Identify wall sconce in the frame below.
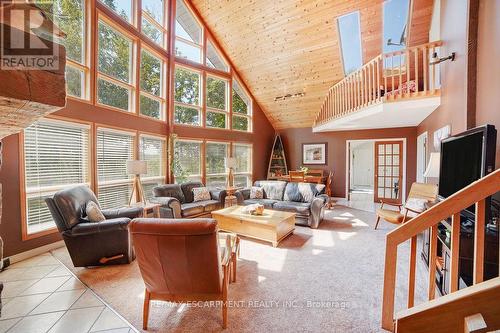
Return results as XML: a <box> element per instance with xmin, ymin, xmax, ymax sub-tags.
<box><xmin>430</xmin><ymin>52</ymin><xmax>455</xmax><ymax>66</ymax></box>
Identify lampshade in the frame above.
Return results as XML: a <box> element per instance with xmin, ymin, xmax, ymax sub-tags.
<box><xmin>225</xmin><ymin>157</ymin><xmax>237</xmax><ymax>169</ymax></box>
<box><xmin>424</xmin><ymin>152</ymin><xmax>440</xmax><ymax>178</ymax></box>
<box><xmin>127</xmin><ymin>160</ymin><xmax>148</xmax><ymax>175</ymax></box>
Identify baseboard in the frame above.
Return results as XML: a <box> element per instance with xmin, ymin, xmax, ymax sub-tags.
<box><xmin>8</xmin><ymin>240</ymin><xmax>65</xmax><ymax>265</ymax></box>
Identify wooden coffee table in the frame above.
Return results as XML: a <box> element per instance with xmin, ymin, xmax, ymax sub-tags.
<box><xmin>212</xmin><ymin>206</ymin><xmax>295</xmax><ymax>247</ymax></box>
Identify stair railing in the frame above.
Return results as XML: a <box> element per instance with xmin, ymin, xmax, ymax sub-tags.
<box><xmin>381</xmin><ymin>169</ymin><xmax>500</xmax><ymax>331</ymax></box>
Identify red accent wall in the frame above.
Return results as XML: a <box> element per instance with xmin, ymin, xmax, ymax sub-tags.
<box><xmin>277</xmin><ymin>127</ymin><xmax>417</xmax><ymax>199</ymax></box>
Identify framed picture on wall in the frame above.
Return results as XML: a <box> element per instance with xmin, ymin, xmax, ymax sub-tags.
<box><xmin>302</xmin><ymin>143</ymin><xmax>327</xmax><ymax>165</ymax></box>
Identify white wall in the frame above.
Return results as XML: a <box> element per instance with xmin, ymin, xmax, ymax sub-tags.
<box><xmin>349</xmin><ymin>141</ymin><xmax>374</xmax><ymax>188</ymax></box>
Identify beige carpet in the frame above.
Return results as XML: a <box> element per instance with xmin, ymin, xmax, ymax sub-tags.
<box><xmin>52</xmin><ymin>205</ymin><xmax>429</xmax><ymax>332</ymax></box>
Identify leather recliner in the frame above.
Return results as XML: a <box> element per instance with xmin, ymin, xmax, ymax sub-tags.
<box><xmin>45</xmin><ymin>185</ymin><xmax>143</xmax><ymax>267</ymax></box>
<box><xmin>130</xmin><ymin>218</ymin><xmax>233</xmax><ymax>329</ymax></box>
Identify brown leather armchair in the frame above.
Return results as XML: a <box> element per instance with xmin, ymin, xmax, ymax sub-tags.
<box><xmin>130</xmin><ymin>218</ymin><xmax>233</xmax><ymax>329</ymax></box>
<box><xmin>45</xmin><ymin>185</ymin><xmax>143</xmax><ymax>267</ymax></box>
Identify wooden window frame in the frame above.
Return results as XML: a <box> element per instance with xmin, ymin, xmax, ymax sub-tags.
<box><xmin>97</xmin><ymin>0</ymin><xmax>138</xmax><ymax>27</ymax></box>
<box><xmin>96</xmin><ymin>13</ymin><xmax>138</xmax><ymax>114</ymax></box>
<box><xmin>173</xmin><ymin>64</ymin><xmax>203</xmax><ymax>126</ymax></box>
<box><xmin>232</xmin><ymin>142</ymin><xmax>253</xmax><ymax>187</ymax></box>
<box><xmin>231</xmin><ymin>77</ymin><xmax>253</xmax><ymax>133</ymax></box>
<box><xmin>205</xmin><ymin>140</ymin><xmax>230</xmax><ymax>188</ymax></box>
<box><xmin>140</xmin><ymin>0</ymin><xmax>169</xmax><ymax>49</ymax></box>
<box><xmin>65</xmin><ymin>0</ymin><xmax>92</xmax><ymax>101</ymax></box>
<box><xmin>139</xmin><ymin>44</ymin><xmax>168</xmax><ymax>121</ymax></box>
<box><xmin>19</xmin><ymin>116</ymin><xmax>93</xmax><ymax>241</ymax></box>
<box><xmin>95</xmin><ymin>126</ymin><xmax>138</xmax><ymax>202</ymax></box>
<box><xmin>173</xmin><ymin>138</ymin><xmax>203</xmax><ymax>183</ymax></box>
<box><xmin>174</xmin><ymin>0</ymin><xmax>204</xmax><ymax>65</ymax></box>
<box><xmin>206</xmin><ymin>38</ymin><xmax>230</xmax><ymax>73</ymax></box>
<box><xmin>205</xmin><ymin>73</ymin><xmax>229</xmax><ymax>130</ymax></box>
<box><xmin>139</xmin><ymin>132</ymin><xmax>168</xmax><ymax>188</ymax></box>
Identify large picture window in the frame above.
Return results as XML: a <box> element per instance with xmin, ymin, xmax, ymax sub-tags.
<box><xmin>97</xmin><ymin>18</ymin><xmax>135</xmax><ymax>112</ymax></box>
<box><xmin>232</xmin><ymin>80</ymin><xmax>252</xmax><ymax>132</ymax></box>
<box><xmin>141</xmin><ymin>0</ymin><xmax>167</xmax><ymax>47</ymax></box>
<box><xmin>206</xmin><ymin>75</ymin><xmax>228</xmax><ymax>129</ymax></box>
<box><xmin>206</xmin><ymin>40</ymin><xmax>229</xmax><ymax>72</ymax></box>
<box><xmin>139</xmin><ymin>135</ymin><xmax>166</xmax><ymax>200</ymax></box>
<box><xmin>234</xmin><ymin>143</ymin><xmax>253</xmax><ymax>188</ymax></box>
<box><xmin>36</xmin><ymin>0</ymin><xmax>89</xmax><ymax>99</ymax></box>
<box><xmin>97</xmin><ymin>128</ymin><xmax>136</xmax><ymax>209</ymax></box>
<box><xmin>98</xmin><ymin>0</ymin><xmax>133</xmax><ymax>25</ymax></box>
<box><xmin>140</xmin><ymin>48</ymin><xmax>165</xmax><ymax>120</ymax></box>
<box><xmin>206</xmin><ymin>142</ymin><xmax>229</xmax><ymax>189</ymax></box>
<box><xmin>175</xmin><ymin>0</ymin><xmax>203</xmax><ymax>63</ymax></box>
<box><xmin>174</xmin><ymin>66</ymin><xmax>201</xmax><ymax>125</ymax></box>
<box><xmin>173</xmin><ymin>139</ymin><xmax>202</xmax><ymax>183</ymax></box>
<box><xmin>23</xmin><ymin>119</ymin><xmax>90</xmax><ymax>235</ymax></box>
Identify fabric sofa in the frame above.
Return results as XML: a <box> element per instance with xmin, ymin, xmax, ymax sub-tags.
<box><xmin>151</xmin><ymin>182</ymin><xmax>226</xmax><ymax>218</ymax></box>
<box><xmin>235</xmin><ymin>180</ymin><xmax>327</xmax><ymax>228</ymax></box>
<box><xmin>45</xmin><ymin>185</ymin><xmax>143</xmax><ymax>267</ymax></box>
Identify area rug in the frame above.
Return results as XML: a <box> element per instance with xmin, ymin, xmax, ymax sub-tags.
<box><xmin>52</xmin><ymin>205</ymin><xmax>429</xmax><ymax>332</ymax></box>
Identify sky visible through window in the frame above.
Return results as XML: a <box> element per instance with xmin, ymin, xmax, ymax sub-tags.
<box><xmin>383</xmin><ymin>0</ymin><xmax>410</xmax><ymax>53</ymax></box>
<box><xmin>337</xmin><ymin>11</ymin><xmax>362</xmax><ymax>75</ymax></box>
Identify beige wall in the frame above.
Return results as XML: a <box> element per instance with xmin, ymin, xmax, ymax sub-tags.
<box><xmin>476</xmin><ymin>0</ymin><xmax>500</xmax><ymax>167</ymax></box>
<box><xmin>417</xmin><ymin>0</ymin><xmax>470</xmax><ymax>150</ymax></box>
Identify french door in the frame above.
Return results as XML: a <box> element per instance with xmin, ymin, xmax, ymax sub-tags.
<box><xmin>374</xmin><ymin>141</ymin><xmax>403</xmax><ymax>204</ymax></box>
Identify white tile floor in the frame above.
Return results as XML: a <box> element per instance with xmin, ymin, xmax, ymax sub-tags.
<box><xmin>0</xmin><ymin>252</ymin><xmax>137</xmax><ymax>333</ymax></box>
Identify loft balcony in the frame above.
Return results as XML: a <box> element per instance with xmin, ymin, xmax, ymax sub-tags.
<box><xmin>313</xmin><ymin>41</ymin><xmax>442</xmax><ymax>132</ymax></box>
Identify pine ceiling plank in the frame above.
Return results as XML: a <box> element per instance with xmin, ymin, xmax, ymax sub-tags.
<box><xmin>190</xmin><ymin>0</ymin><xmax>432</xmax><ymax>129</ymax></box>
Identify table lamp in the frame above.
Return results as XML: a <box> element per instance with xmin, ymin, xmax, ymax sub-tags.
<box><xmin>127</xmin><ymin>160</ymin><xmax>148</xmax><ymax>206</ymax></box>
<box><xmin>424</xmin><ymin>152</ymin><xmax>440</xmax><ymax>180</ymax></box>
<box><xmin>225</xmin><ymin>157</ymin><xmax>237</xmax><ymax>188</ymax></box>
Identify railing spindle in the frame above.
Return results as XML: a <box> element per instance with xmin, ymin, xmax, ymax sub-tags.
<box><xmin>423</xmin><ymin>46</ymin><xmax>428</xmax><ymax>92</ymax></box>
<box><xmin>414</xmin><ymin>48</ymin><xmax>419</xmax><ymax>96</ymax></box>
<box><xmin>428</xmin><ymin>224</ymin><xmax>438</xmax><ymax>300</ymax></box>
<box><xmin>474</xmin><ymin>199</ymin><xmax>486</xmax><ymax>284</ymax></box>
<box><xmin>408</xmin><ymin>235</ymin><xmax>417</xmax><ymax>308</ymax></box>
<box><xmin>450</xmin><ymin>212</ymin><xmax>461</xmax><ymax>293</ymax></box>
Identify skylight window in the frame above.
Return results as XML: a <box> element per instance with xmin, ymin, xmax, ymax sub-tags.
<box><xmin>383</xmin><ymin>0</ymin><xmax>410</xmax><ymax>53</ymax></box>
<box><xmin>337</xmin><ymin>11</ymin><xmax>363</xmax><ymax>75</ymax></box>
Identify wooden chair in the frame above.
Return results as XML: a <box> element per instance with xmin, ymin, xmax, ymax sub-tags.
<box><xmin>130</xmin><ymin>218</ymin><xmax>236</xmax><ymax>329</ymax></box>
<box><xmin>289</xmin><ymin>170</ymin><xmax>305</xmax><ymax>182</ymax></box>
<box><xmin>374</xmin><ymin>182</ymin><xmax>438</xmax><ymax>230</ymax></box>
<box><xmin>325</xmin><ymin>171</ymin><xmax>335</xmax><ymax>209</ymax></box>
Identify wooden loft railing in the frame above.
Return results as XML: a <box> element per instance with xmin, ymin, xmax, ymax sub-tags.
<box><xmin>314</xmin><ymin>41</ymin><xmax>443</xmax><ymax>127</ymax></box>
<box><xmin>381</xmin><ymin>169</ymin><xmax>500</xmax><ymax>331</ymax></box>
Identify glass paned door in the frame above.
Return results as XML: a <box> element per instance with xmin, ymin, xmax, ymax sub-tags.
<box><xmin>374</xmin><ymin>141</ymin><xmax>403</xmax><ymax>204</ymax></box>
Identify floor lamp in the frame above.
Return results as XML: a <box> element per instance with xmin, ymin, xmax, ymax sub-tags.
<box><xmin>225</xmin><ymin>157</ymin><xmax>236</xmax><ymax>189</ymax></box>
<box><xmin>127</xmin><ymin>160</ymin><xmax>148</xmax><ymax>206</ymax></box>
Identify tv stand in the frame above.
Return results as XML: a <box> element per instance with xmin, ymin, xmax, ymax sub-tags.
<box><xmin>421</xmin><ymin>208</ymin><xmax>499</xmax><ymax>295</ymax></box>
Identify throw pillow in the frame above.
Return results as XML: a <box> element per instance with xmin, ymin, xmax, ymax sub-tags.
<box><xmin>250</xmin><ymin>186</ymin><xmax>264</xmax><ymax>199</ymax></box>
<box><xmin>405</xmin><ymin>198</ymin><xmax>427</xmax><ymax>213</ymax></box>
<box><xmin>86</xmin><ymin>201</ymin><xmax>105</xmax><ymax>222</ymax></box>
<box><xmin>193</xmin><ymin>187</ymin><xmax>211</xmax><ymax>202</ymax></box>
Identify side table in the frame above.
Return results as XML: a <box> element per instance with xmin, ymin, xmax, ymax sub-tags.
<box><xmin>131</xmin><ymin>203</ymin><xmax>161</xmax><ymax>218</ymax></box>
<box><xmin>224</xmin><ymin>187</ymin><xmax>239</xmax><ymax>208</ymax></box>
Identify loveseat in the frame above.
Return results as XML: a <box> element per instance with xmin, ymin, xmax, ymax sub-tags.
<box><xmin>151</xmin><ymin>182</ymin><xmax>226</xmax><ymax>218</ymax></box>
<box><xmin>235</xmin><ymin>180</ymin><xmax>327</xmax><ymax>228</ymax></box>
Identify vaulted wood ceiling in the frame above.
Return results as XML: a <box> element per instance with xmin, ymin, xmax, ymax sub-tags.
<box><xmin>190</xmin><ymin>0</ymin><xmax>434</xmax><ymax>129</ymax></box>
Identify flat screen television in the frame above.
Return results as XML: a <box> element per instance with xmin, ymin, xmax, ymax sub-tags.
<box><xmin>438</xmin><ymin>125</ymin><xmax>497</xmax><ymax>205</ymax></box>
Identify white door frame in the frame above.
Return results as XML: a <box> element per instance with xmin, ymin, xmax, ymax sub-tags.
<box><xmin>345</xmin><ymin>138</ymin><xmax>407</xmax><ymax>203</ymax></box>
<box><xmin>417</xmin><ymin>132</ymin><xmax>428</xmax><ymax>183</ymax></box>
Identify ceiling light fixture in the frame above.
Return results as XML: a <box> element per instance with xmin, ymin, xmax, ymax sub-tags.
<box><xmin>274</xmin><ymin>92</ymin><xmax>305</xmax><ymax>102</ymax></box>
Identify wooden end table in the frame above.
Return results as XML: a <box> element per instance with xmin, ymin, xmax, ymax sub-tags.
<box><xmin>131</xmin><ymin>203</ymin><xmax>161</xmax><ymax>218</ymax></box>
